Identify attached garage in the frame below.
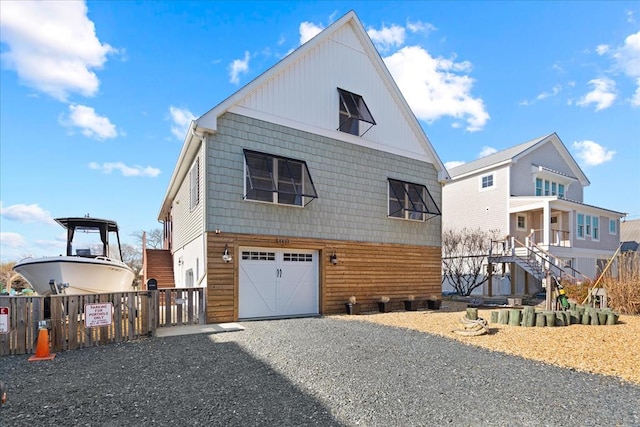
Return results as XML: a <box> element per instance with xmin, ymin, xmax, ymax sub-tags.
<box><xmin>239</xmin><ymin>247</ymin><xmax>319</xmax><ymax>319</ymax></box>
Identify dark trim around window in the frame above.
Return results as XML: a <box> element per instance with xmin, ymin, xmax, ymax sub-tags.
<box><xmin>388</xmin><ymin>178</ymin><xmax>441</xmax><ymax>221</ymax></box>
<box><xmin>243</xmin><ymin>149</ymin><xmax>318</xmax><ymax>206</ymax></box>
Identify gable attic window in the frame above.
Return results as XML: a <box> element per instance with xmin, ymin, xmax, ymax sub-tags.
<box><xmin>243</xmin><ymin>150</ymin><xmax>318</xmax><ymax>207</ymax></box>
<box><xmin>337</xmin><ymin>88</ymin><xmax>376</xmax><ymax>137</ymax></box>
<box><xmin>190</xmin><ymin>157</ymin><xmax>200</xmax><ymax>210</ymax></box>
<box><xmin>388</xmin><ymin>178</ymin><xmax>441</xmax><ymax>221</ymax></box>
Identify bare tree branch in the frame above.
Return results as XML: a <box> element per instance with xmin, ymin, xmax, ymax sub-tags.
<box><xmin>441</xmin><ymin>227</ymin><xmax>500</xmax><ymax>296</ymax></box>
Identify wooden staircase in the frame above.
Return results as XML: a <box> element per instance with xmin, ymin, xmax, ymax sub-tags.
<box><xmin>144</xmin><ymin>249</ymin><xmax>175</xmax><ymax>289</ymax></box>
<box><xmin>489</xmin><ymin>237</ymin><xmax>589</xmax><ymax>286</ymax></box>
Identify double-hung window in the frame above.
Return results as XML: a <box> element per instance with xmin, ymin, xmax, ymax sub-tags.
<box><xmin>609</xmin><ymin>218</ymin><xmax>617</xmax><ymax>235</ymax></box>
<box><xmin>388</xmin><ymin>179</ymin><xmax>441</xmax><ymax>221</ymax></box>
<box><xmin>244</xmin><ymin>150</ymin><xmax>318</xmax><ymax>207</ymax></box>
<box><xmin>592</xmin><ymin>216</ymin><xmax>599</xmax><ymax>240</ymax></box>
<box><xmin>337</xmin><ymin>88</ymin><xmax>376</xmax><ymax>137</ymax></box>
<box><xmin>577</xmin><ymin>213</ymin><xmax>585</xmax><ymax>239</ymax></box>
<box><xmin>535</xmin><ymin>178</ymin><xmax>543</xmax><ymax>196</ymax></box>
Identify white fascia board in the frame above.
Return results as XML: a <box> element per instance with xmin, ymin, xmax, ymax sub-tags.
<box><xmin>195</xmin><ymin>10</ymin><xmax>450</xmax><ymax>182</ymax></box>
<box><xmin>195</xmin><ymin>11</ymin><xmax>358</xmax><ymax>136</ymax></box>
<box><xmin>548</xmin><ymin>133</ymin><xmax>590</xmax><ymax>186</ymax></box>
<box><xmin>508</xmin><ymin>196</ymin><xmax>626</xmax><ymax>218</ymax></box>
<box><xmin>346</xmin><ymin>15</ymin><xmax>449</xmax><ymax>181</ymax></box>
<box><xmin>531</xmin><ymin>164</ymin><xmax>579</xmax><ymax>183</ymax></box>
<box><xmin>508</xmin><ymin>197</ymin><xmax>553</xmax><ymax>213</ymax></box>
<box><xmin>157</xmin><ymin>121</ymin><xmax>204</xmax><ymax>220</ymax></box>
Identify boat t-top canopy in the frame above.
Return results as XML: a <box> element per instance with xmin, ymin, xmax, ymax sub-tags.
<box><xmin>55</xmin><ymin>217</ymin><xmax>123</xmax><ymax>259</ymax></box>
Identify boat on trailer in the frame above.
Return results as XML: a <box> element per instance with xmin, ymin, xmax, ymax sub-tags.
<box><xmin>12</xmin><ymin>217</ymin><xmax>135</xmax><ymax>295</ymax></box>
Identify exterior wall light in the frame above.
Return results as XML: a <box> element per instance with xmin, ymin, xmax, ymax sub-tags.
<box><xmin>222</xmin><ymin>243</ymin><xmax>233</xmax><ymax>263</ymax></box>
<box><xmin>329</xmin><ymin>251</ymin><xmax>338</xmax><ymax>265</ymax></box>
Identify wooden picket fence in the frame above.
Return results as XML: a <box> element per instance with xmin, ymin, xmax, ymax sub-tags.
<box><xmin>0</xmin><ymin>288</ymin><xmax>206</xmax><ymax>356</ymax></box>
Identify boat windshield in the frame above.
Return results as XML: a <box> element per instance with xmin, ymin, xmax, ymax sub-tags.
<box><xmin>72</xmin><ymin>228</ymin><xmax>123</xmax><ymax>262</ymax></box>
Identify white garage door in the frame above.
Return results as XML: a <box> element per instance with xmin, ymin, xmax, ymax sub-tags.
<box><xmin>239</xmin><ymin>247</ymin><xmax>319</xmax><ymax>319</ymax></box>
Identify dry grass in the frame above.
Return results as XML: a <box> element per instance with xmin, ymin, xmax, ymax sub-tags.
<box><xmin>602</xmin><ymin>252</ymin><xmax>640</xmax><ymax>315</ymax></box>
<box><xmin>334</xmin><ymin>304</ymin><xmax>640</xmax><ymax>384</ymax></box>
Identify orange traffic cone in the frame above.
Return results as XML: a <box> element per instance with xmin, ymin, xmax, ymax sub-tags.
<box><xmin>28</xmin><ymin>328</ymin><xmax>56</xmax><ymax>361</ymax></box>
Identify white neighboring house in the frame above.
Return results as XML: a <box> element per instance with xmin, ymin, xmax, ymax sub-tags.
<box><xmin>442</xmin><ymin>132</ymin><xmax>626</xmax><ymax>296</ymax></box>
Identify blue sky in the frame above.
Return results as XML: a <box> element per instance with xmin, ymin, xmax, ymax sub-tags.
<box><xmin>1</xmin><ymin>1</ymin><xmax>639</xmax><ymax>262</ymax></box>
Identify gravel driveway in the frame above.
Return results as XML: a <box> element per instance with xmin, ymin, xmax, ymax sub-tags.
<box><xmin>1</xmin><ymin>317</ymin><xmax>638</xmax><ymax>426</ymax></box>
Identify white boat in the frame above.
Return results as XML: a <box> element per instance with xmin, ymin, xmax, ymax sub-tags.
<box><xmin>12</xmin><ymin>217</ymin><xmax>135</xmax><ymax>295</ymax></box>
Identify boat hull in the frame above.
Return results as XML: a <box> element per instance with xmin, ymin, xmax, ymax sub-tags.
<box><xmin>13</xmin><ymin>257</ymin><xmax>135</xmax><ymax>295</ymax></box>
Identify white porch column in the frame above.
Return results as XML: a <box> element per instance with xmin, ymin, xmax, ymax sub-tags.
<box><xmin>543</xmin><ymin>203</ymin><xmax>550</xmax><ymax>246</ymax></box>
<box><xmin>568</xmin><ymin>211</ymin><xmax>574</xmax><ymax>247</ymax></box>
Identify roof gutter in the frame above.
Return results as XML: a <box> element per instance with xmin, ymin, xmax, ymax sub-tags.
<box><xmin>157</xmin><ymin>122</ymin><xmax>210</xmax><ymax>221</ymax></box>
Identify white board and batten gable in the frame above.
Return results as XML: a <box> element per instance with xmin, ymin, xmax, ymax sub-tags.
<box><xmin>195</xmin><ymin>10</ymin><xmax>448</xmax><ymax>180</ymax></box>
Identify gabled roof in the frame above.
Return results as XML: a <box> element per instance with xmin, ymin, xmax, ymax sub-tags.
<box><xmin>159</xmin><ymin>10</ymin><xmax>449</xmax><ymax>219</ymax></box>
<box><xmin>447</xmin><ymin>132</ymin><xmax>590</xmax><ymax>186</ymax></box>
<box><xmin>621</xmin><ymin>219</ymin><xmax>640</xmax><ymax>251</ymax></box>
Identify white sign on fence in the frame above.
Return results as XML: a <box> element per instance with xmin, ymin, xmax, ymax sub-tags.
<box><xmin>0</xmin><ymin>306</ymin><xmax>8</xmax><ymax>334</ymax></box>
<box><xmin>84</xmin><ymin>303</ymin><xmax>113</xmax><ymax>328</ymax></box>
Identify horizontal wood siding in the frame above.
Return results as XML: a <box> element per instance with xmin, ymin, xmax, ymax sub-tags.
<box><xmin>206</xmin><ymin>232</ymin><xmax>441</xmax><ymax>322</ymax></box>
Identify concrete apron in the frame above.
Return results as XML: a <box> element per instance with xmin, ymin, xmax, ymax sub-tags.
<box><xmin>156</xmin><ymin>323</ymin><xmax>245</xmax><ymax>337</ymax></box>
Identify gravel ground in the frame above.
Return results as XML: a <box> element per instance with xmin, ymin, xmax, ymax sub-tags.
<box><xmin>1</xmin><ymin>317</ymin><xmax>639</xmax><ymax>427</ymax></box>
<box><xmin>342</xmin><ymin>306</ymin><xmax>640</xmax><ymax>384</ymax></box>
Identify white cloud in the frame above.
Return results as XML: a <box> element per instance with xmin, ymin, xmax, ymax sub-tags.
<box><xmin>612</xmin><ymin>31</ymin><xmax>640</xmax><ymax>77</ymax></box>
<box><xmin>632</xmin><ymin>79</ymin><xmax>640</xmax><ymax>107</ymax></box>
<box><xmin>406</xmin><ymin>20</ymin><xmax>437</xmax><ymax>35</ymax></box>
<box><xmin>536</xmin><ymin>84</ymin><xmax>562</xmax><ymax>100</ymax></box>
<box><xmin>229</xmin><ymin>51</ymin><xmax>250</xmax><ymax>84</ymax></box>
<box><xmin>0</xmin><ymin>202</ymin><xmax>55</xmax><ymax>224</ymax></box>
<box><xmin>577</xmin><ymin>78</ymin><xmax>617</xmax><ymax>111</ymax></box>
<box><xmin>522</xmin><ymin>84</ymin><xmax>563</xmax><ymax>105</ymax></box>
<box><xmin>613</xmin><ymin>31</ymin><xmax>640</xmax><ymax>105</ymax></box>
<box><xmin>0</xmin><ymin>0</ymin><xmax>115</xmax><ymax>101</ymax></box>
<box><xmin>299</xmin><ymin>22</ymin><xmax>324</xmax><ymax>45</ymax></box>
<box><xmin>383</xmin><ymin>46</ymin><xmax>489</xmax><ymax>131</ymax></box>
<box><xmin>169</xmin><ymin>106</ymin><xmax>196</xmax><ymax>140</ymax></box>
<box><xmin>444</xmin><ymin>161</ymin><xmax>465</xmax><ymax>169</ymax></box>
<box><xmin>88</xmin><ymin>162</ymin><xmax>161</xmax><ymax>177</ymax></box>
<box><xmin>62</xmin><ymin>104</ymin><xmax>118</xmax><ymax>139</ymax></box>
<box><xmin>594</xmin><ymin>31</ymin><xmax>640</xmax><ymax>107</ymax></box>
<box><xmin>367</xmin><ymin>24</ymin><xmax>406</xmax><ymax>52</ymax></box>
<box><xmin>0</xmin><ymin>232</ymin><xmax>25</xmax><ymax>248</ymax></box>
<box><xmin>572</xmin><ymin>140</ymin><xmax>615</xmax><ymax>166</ymax></box>
<box><xmin>479</xmin><ymin>146</ymin><xmax>497</xmax><ymax>157</ymax></box>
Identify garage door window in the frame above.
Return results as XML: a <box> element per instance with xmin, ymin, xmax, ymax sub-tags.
<box><xmin>242</xmin><ymin>251</ymin><xmax>276</xmax><ymax>261</ymax></box>
<box><xmin>244</xmin><ymin>150</ymin><xmax>318</xmax><ymax>207</ymax></box>
<box><xmin>283</xmin><ymin>253</ymin><xmax>313</xmax><ymax>262</ymax></box>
